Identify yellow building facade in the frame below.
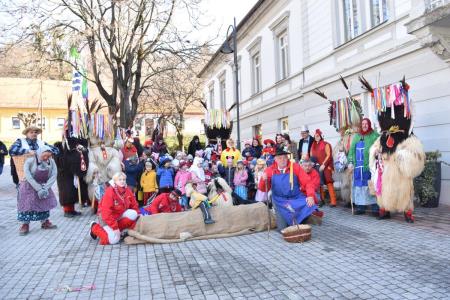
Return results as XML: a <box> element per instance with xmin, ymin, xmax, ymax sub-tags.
<box><xmin>0</xmin><ymin>77</ymin><xmax>100</xmax><ymax>144</ymax></box>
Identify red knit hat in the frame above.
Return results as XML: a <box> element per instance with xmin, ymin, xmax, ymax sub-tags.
<box><xmin>315</xmin><ymin>129</ymin><xmax>323</xmax><ymax>136</ymax></box>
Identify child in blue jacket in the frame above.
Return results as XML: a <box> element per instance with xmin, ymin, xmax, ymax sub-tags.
<box><xmin>157</xmin><ymin>156</ymin><xmax>175</xmax><ymax>193</ymax></box>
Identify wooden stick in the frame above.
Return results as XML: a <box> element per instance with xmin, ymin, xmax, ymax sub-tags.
<box><xmin>264</xmin><ymin>178</ymin><xmax>271</xmax><ymax>239</ymax></box>
<box><xmin>77</xmin><ymin>176</ymin><xmax>82</xmax><ymax>207</ymax></box>
<box><xmin>350</xmin><ymin>174</ymin><xmax>354</xmax><ymax>215</ymax></box>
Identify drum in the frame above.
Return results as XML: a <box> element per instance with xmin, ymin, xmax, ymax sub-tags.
<box><xmin>281</xmin><ymin>224</ymin><xmax>312</xmax><ymax>243</ymax></box>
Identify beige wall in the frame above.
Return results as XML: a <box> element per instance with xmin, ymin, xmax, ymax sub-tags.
<box><xmin>0</xmin><ymin>108</ymin><xmax>66</xmax><ymax>144</ymax></box>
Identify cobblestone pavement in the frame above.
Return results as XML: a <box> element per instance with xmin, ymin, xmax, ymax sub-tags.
<box><xmin>0</xmin><ymin>166</ymin><xmax>449</xmax><ymax>300</ymax></box>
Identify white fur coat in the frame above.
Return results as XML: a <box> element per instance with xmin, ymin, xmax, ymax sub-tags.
<box><xmin>369</xmin><ymin>136</ymin><xmax>425</xmax><ymax>212</ymax></box>
<box><xmin>84</xmin><ymin>146</ymin><xmax>122</xmax><ymax>200</ymax></box>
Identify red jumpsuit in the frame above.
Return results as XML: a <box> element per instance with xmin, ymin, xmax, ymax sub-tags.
<box><xmin>310</xmin><ymin>140</ymin><xmax>337</xmax><ymax>206</ymax></box>
<box><xmin>91</xmin><ymin>185</ymin><xmax>140</xmax><ymax>245</ymax></box>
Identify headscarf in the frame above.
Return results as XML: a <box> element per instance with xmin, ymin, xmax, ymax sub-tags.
<box><xmin>360</xmin><ymin>118</ymin><xmax>374</xmax><ymax>136</ymax></box>
<box><xmin>36</xmin><ymin>145</ymin><xmax>52</xmax><ymax>162</ymax></box>
<box><xmin>189</xmin><ymin>157</ymin><xmax>205</xmax><ymax>181</ymax></box>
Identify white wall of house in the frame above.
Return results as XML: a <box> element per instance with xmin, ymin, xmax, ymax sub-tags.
<box><xmin>200</xmin><ymin>0</ymin><xmax>450</xmax><ymax>206</ymax></box>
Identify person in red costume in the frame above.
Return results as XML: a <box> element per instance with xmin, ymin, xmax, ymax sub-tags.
<box><xmin>142</xmin><ymin>189</ymin><xmax>183</xmax><ymax>215</ymax></box>
<box><xmin>258</xmin><ymin>148</ymin><xmax>320</xmax><ymax>231</ymax></box>
<box><xmin>89</xmin><ymin>172</ymin><xmax>140</xmax><ymax>245</ymax></box>
<box><xmin>310</xmin><ymin>129</ymin><xmax>337</xmax><ymax>207</ymax></box>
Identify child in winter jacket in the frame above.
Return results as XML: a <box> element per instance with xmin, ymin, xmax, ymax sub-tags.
<box><xmin>174</xmin><ymin>161</ymin><xmax>192</xmax><ymax>208</ymax></box>
<box><xmin>140</xmin><ymin>160</ymin><xmax>158</xmax><ymax>206</ymax></box>
<box><xmin>233</xmin><ymin>160</ymin><xmax>248</xmax><ymax>200</ymax></box>
<box><xmin>157</xmin><ymin>157</ymin><xmax>175</xmax><ymax>193</ymax></box>
<box><xmin>222</xmin><ymin>158</ymin><xmax>235</xmax><ymax>189</ymax></box>
<box><xmin>254</xmin><ymin>159</ymin><xmax>268</xmax><ymax>202</ymax></box>
<box><xmin>203</xmin><ymin>161</ymin><xmax>213</xmax><ymax>185</ymax></box>
<box><xmin>124</xmin><ymin>155</ymin><xmax>143</xmax><ymax>192</ymax></box>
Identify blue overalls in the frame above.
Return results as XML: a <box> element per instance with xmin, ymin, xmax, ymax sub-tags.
<box><xmin>271</xmin><ymin>171</ymin><xmax>317</xmax><ymax>230</ymax></box>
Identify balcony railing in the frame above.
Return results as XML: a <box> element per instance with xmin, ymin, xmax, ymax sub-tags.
<box><xmin>426</xmin><ymin>0</ymin><xmax>450</xmax><ymax>11</ymax></box>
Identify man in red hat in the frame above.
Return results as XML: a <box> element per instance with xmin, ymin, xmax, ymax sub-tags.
<box><xmin>310</xmin><ymin>129</ymin><xmax>337</xmax><ymax>207</ymax></box>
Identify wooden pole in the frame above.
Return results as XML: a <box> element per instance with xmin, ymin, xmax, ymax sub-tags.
<box><xmin>265</xmin><ymin>177</ymin><xmax>271</xmax><ymax>239</ymax></box>
<box><xmin>77</xmin><ymin>176</ymin><xmax>82</xmax><ymax>207</ymax></box>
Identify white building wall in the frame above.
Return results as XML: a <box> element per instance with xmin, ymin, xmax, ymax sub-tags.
<box><xmin>200</xmin><ymin>0</ymin><xmax>450</xmax><ymax>206</ymax></box>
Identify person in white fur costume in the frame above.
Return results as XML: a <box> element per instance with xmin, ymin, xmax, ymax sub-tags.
<box><xmin>85</xmin><ymin>137</ymin><xmax>122</xmax><ymax>213</ymax></box>
<box><xmin>362</xmin><ymin>78</ymin><xmax>425</xmax><ymax>223</ymax></box>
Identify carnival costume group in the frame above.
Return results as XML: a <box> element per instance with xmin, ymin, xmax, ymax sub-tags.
<box><xmin>8</xmin><ymin>74</ymin><xmax>426</xmax><ymax>243</ymax></box>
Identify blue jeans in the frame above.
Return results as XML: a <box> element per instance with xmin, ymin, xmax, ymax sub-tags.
<box><xmin>356</xmin><ymin>203</ymin><xmax>379</xmax><ymax>213</ymax></box>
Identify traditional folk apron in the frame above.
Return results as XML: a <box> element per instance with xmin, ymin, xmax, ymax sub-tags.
<box><xmin>271</xmin><ymin>172</ymin><xmax>317</xmax><ymax>225</ymax></box>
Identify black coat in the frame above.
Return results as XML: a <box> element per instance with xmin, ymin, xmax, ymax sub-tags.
<box><xmin>54</xmin><ymin>142</ymin><xmax>90</xmax><ymax>206</ymax></box>
<box><xmin>298</xmin><ymin>136</ymin><xmax>314</xmax><ymax>159</ymax></box>
<box><xmin>188</xmin><ymin>136</ymin><xmax>202</xmax><ymax>157</ymax></box>
<box><xmin>0</xmin><ymin>141</ymin><xmax>7</xmax><ymax>165</ymax></box>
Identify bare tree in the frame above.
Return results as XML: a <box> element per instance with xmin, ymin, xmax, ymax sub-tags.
<box><xmin>140</xmin><ymin>59</ymin><xmax>205</xmax><ymax>150</ymax></box>
<box><xmin>1</xmin><ymin>0</ymin><xmax>208</xmax><ymax>127</ymax></box>
<box><xmin>17</xmin><ymin>112</ymin><xmax>37</xmax><ymax>128</ymax></box>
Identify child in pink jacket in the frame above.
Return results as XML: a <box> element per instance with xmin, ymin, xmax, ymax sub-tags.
<box><xmin>233</xmin><ymin>160</ymin><xmax>248</xmax><ymax>200</ymax></box>
<box><xmin>174</xmin><ymin>161</ymin><xmax>192</xmax><ymax>208</ymax></box>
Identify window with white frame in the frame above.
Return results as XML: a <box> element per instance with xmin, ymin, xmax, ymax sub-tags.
<box><xmin>247</xmin><ymin>36</ymin><xmax>262</xmax><ymax>95</ymax></box>
<box><xmin>339</xmin><ymin>0</ymin><xmax>389</xmax><ymax>44</ymax></box>
<box><xmin>270</xmin><ymin>11</ymin><xmax>290</xmax><ymax>81</ymax></box>
<box><xmin>229</xmin><ymin>57</ymin><xmax>242</xmax><ymax>102</ymax></box>
<box><xmin>278</xmin><ymin>31</ymin><xmax>289</xmax><ymax>80</ymax></box>
<box><xmin>370</xmin><ymin>0</ymin><xmax>388</xmax><ymax>27</ymax></box>
<box><xmin>343</xmin><ymin>0</ymin><xmax>360</xmax><ymax>41</ymax></box>
<box><xmin>208</xmin><ymin>84</ymin><xmax>215</xmax><ymax>109</ymax></box>
<box><xmin>37</xmin><ymin>117</ymin><xmax>46</xmax><ymax>129</ymax></box>
<box><xmin>251</xmin><ymin>52</ymin><xmax>261</xmax><ymax>94</ymax></box>
<box><xmin>56</xmin><ymin>118</ymin><xmax>65</xmax><ymax>128</ymax></box>
<box><xmin>219</xmin><ymin>74</ymin><xmax>226</xmax><ymax>109</ymax></box>
<box><xmin>12</xmin><ymin>117</ymin><xmax>20</xmax><ymax>129</ymax></box>
<box><xmin>280</xmin><ymin>117</ymin><xmax>289</xmax><ymax>134</ymax></box>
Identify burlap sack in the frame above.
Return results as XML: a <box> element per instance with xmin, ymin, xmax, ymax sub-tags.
<box><xmin>125</xmin><ymin>202</ymin><xmax>276</xmax><ymax>244</ymax></box>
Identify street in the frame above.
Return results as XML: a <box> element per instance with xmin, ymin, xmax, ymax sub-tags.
<box><xmin>0</xmin><ymin>166</ymin><xmax>449</xmax><ymax>300</ymax></box>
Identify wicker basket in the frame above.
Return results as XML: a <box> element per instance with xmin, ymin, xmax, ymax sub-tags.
<box><xmin>12</xmin><ymin>153</ymin><xmax>34</xmax><ymax>181</ymax></box>
<box><xmin>281</xmin><ymin>224</ymin><xmax>312</xmax><ymax>243</ymax></box>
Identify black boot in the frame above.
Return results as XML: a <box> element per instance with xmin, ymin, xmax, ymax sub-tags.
<box><xmin>199</xmin><ymin>202</ymin><xmax>215</xmax><ymax>224</ymax></box>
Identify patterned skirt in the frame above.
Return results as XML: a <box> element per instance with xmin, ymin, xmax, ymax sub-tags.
<box><xmin>17</xmin><ymin>211</ymin><xmax>50</xmax><ymax>223</ymax></box>
<box><xmin>234</xmin><ymin>186</ymin><xmax>248</xmax><ymax>200</ymax></box>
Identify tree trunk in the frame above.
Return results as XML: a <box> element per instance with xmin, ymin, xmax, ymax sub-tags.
<box><xmin>176</xmin><ymin>130</ymin><xmax>184</xmax><ymax>151</ymax></box>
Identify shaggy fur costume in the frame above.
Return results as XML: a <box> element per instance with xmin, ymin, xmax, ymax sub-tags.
<box><xmin>207</xmin><ymin>177</ymin><xmax>234</xmax><ymax>208</ymax></box>
<box><xmin>369</xmin><ymin>136</ymin><xmax>425</xmax><ymax>212</ymax></box>
<box><xmin>84</xmin><ymin>146</ymin><xmax>122</xmax><ymax>201</ymax></box>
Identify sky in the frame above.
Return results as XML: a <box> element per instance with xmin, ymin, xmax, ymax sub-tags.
<box><xmin>197</xmin><ymin>0</ymin><xmax>259</xmax><ymax>43</ymax></box>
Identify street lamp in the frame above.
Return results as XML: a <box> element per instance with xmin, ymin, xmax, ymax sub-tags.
<box><xmin>220</xmin><ymin>17</ymin><xmax>241</xmax><ymax>150</ymax></box>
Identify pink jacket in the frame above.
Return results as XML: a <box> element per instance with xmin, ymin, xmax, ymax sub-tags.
<box><xmin>191</xmin><ymin>172</ymin><xmax>207</xmax><ymax>194</ymax></box>
<box><xmin>174</xmin><ymin>170</ymin><xmax>192</xmax><ymax>195</ymax></box>
<box><xmin>233</xmin><ymin>169</ymin><xmax>248</xmax><ymax>187</ymax></box>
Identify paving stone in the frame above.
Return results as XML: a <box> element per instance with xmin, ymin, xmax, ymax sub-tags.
<box><xmin>0</xmin><ymin>165</ymin><xmax>449</xmax><ymax>299</ymax></box>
